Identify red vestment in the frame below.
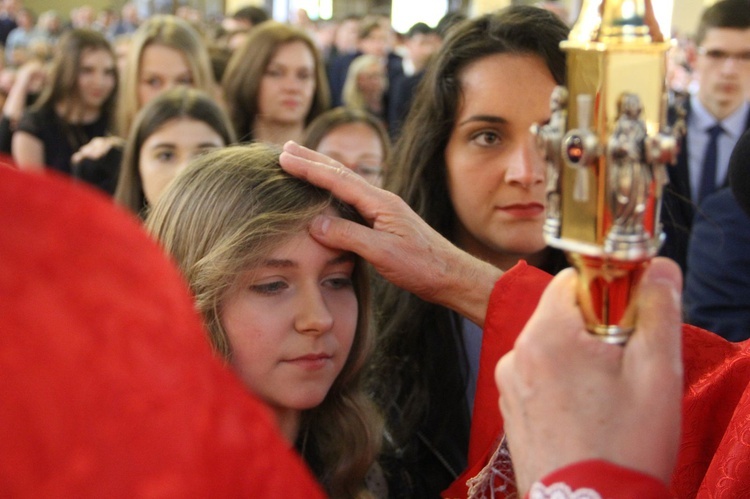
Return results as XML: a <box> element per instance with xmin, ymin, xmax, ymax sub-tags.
<box><xmin>0</xmin><ymin>166</ymin><xmax>324</xmax><ymax>497</ymax></box>
<box><xmin>444</xmin><ymin>261</ymin><xmax>750</xmax><ymax>498</ymax></box>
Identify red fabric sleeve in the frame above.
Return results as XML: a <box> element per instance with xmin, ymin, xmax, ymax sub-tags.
<box><xmin>0</xmin><ymin>168</ymin><xmax>324</xmax><ymax>497</ymax></box>
<box><xmin>440</xmin><ymin>255</ymin><xmax>750</xmax><ymax>499</ymax></box>
<box><xmin>443</xmin><ymin>261</ymin><xmax>553</xmax><ymax>498</ymax></box>
<box><xmin>534</xmin><ymin>460</ymin><xmax>670</xmax><ymax>498</ymax></box>
<box><xmin>672</xmin><ymin>325</ymin><xmax>750</xmax><ymax>497</ymax></box>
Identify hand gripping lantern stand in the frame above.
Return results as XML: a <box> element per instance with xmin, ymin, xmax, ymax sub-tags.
<box><xmin>534</xmin><ymin>0</ymin><xmax>680</xmax><ymax>343</ymax></box>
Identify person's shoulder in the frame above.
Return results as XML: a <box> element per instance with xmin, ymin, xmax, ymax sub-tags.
<box><xmin>682</xmin><ymin>323</ymin><xmax>749</xmax><ymax>372</ymax></box>
<box><xmin>17</xmin><ymin>105</ymin><xmax>54</xmax><ymax>135</ymax></box>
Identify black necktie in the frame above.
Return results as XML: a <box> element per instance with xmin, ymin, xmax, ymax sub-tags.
<box><xmin>698</xmin><ymin>124</ymin><xmax>724</xmax><ymax>202</ymax></box>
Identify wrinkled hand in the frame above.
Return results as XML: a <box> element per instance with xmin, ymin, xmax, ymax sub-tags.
<box><xmin>495</xmin><ymin>257</ymin><xmax>683</xmax><ymax>494</ymax></box>
<box><xmin>72</xmin><ymin>136</ymin><xmax>125</xmax><ymax>164</ymax></box>
<box><xmin>279</xmin><ymin>141</ymin><xmax>502</xmax><ymax>325</ymax></box>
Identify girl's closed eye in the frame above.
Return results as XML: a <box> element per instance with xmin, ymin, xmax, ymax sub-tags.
<box><xmin>250</xmin><ymin>280</ymin><xmax>288</xmax><ymax>295</ymax></box>
<box><xmin>324</xmin><ymin>274</ymin><xmax>353</xmax><ymax>290</ymax></box>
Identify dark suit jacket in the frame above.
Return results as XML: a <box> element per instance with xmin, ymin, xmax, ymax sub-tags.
<box><xmin>659</xmin><ymin>96</ymin><xmax>750</xmax><ymax>274</ymax></box>
<box><xmin>685</xmin><ymin>187</ymin><xmax>750</xmax><ymax>342</ymax></box>
<box><xmin>387</xmin><ymin>70</ymin><xmax>424</xmax><ymax>139</ymax></box>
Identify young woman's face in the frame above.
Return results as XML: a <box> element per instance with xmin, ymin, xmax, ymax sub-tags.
<box><xmin>356</xmin><ymin>61</ymin><xmax>386</xmax><ymax>97</ymax></box>
<box><xmin>221</xmin><ymin>224</ymin><xmax>358</xmax><ymax>420</ymax></box>
<box><xmin>445</xmin><ymin>53</ymin><xmax>556</xmax><ymax>269</ymax></box>
<box><xmin>257</xmin><ymin>41</ymin><xmax>316</xmax><ymax>127</ymax></box>
<box><xmin>137</xmin><ymin>44</ymin><xmax>195</xmax><ymax>107</ymax></box>
<box><xmin>316</xmin><ymin>122</ymin><xmax>384</xmax><ymax>186</ymax></box>
<box><xmin>139</xmin><ymin>117</ymin><xmax>225</xmax><ymax>206</ymax></box>
<box><xmin>359</xmin><ymin>26</ymin><xmax>389</xmax><ymax>58</ymax></box>
<box><xmin>77</xmin><ymin>48</ymin><xmax>116</xmax><ymax>112</ymax></box>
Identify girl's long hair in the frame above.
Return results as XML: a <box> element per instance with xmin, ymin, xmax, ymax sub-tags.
<box><xmin>113</xmin><ymin>86</ymin><xmax>235</xmax><ymax>216</ymax></box>
<box><xmin>221</xmin><ymin>21</ymin><xmax>330</xmax><ymax>142</ymax></box>
<box><xmin>117</xmin><ymin>15</ymin><xmax>215</xmax><ymax>137</ymax></box>
<box><xmin>32</xmin><ymin>29</ymin><xmax>118</xmax><ymax>150</ymax></box>
<box><xmin>146</xmin><ymin>144</ymin><xmax>381</xmax><ymax>498</ymax></box>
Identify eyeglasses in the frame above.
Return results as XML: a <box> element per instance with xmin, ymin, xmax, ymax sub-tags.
<box><xmin>351</xmin><ymin>163</ymin><xmax>383</xmax><ymax>179</ymax></box>
<box><xmin>698</xmin><ymin>47</ymin><xmax>750</xmax><ymax>65</ymax></box>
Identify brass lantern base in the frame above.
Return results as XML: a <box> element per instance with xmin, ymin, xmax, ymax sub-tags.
<box><xmin>567</xmin><ymin>252</ymin><xmax>652</xmax><ymax>344</ymax></box>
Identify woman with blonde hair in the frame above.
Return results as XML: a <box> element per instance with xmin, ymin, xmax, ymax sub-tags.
<box><xmin>73</xmin><ymin>15</ymin><xmax>218</xmax><ymax>194</ymax></box>
<box><xmin>341</xmin><ymin>54</ymin><xmax>387</xmax><ymax>123</ymax></box>
<box><xmin>222</xmin><ymin>21</ymin><xmax>329</xmax><ymax>144</ymax></box>
<box><xmin>116</xmin><ymin>14</ymin><xmax>216</xmax><ymax>137</ymax></box>
<box><xmin>114</xmin><ymin>86</ymin><xmax>235</xmax><ymax>216</ymax></box>
<box><xmin>146</xmin><ymin>143</ymin><xmax>383</xmax><ymax>498</ymax></box>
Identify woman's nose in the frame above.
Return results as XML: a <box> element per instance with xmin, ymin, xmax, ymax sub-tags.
<box><xmin>505</xmin><ymin>137</ymin><xmax>545</xmax><ymax>187</ymax></box>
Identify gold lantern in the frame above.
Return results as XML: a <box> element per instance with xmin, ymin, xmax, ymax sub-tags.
<box><xmin>535</xmin><ymin>0</ymin><xmax>681</xmax><ymax>343</ymax></box>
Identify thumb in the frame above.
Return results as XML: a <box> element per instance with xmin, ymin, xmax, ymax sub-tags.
<box><xmin>626</xmin><ymin>257</ymin><xmax>683</xmax><ymax>368</ymax></box>
<box><xmin>309</xmin><ymin>214</ymin><xmax>383</xmax><ymax>261</ymax></box>
<box><xmin>621</xmin><ymin>258</ymin><xmax>683</xmax><ymax>483</ymax></box>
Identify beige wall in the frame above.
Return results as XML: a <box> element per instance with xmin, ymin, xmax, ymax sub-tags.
<box><xmin>470</xmin><ymin>0</ymin><xmax>511</xmax><ymax>16</ymax></box>
<box><xmin>22</xmin><ymin>0</ymin><xmax>712</xmax><ymax>36</ymax></box>
<box><xmin>672</xmin><ymin>0</ymin><xmax>713</xmax><ymax>36</ymax></box>
<box><xmin>25</xmin><ymin>0</ymin><xmax>112</xmax><ymax>22</ymax></box>
<box><xmin>225</xmin><ymin>0</ymin><xmax>265</xmax><ymax>17</ymax></box>
<box><xmin>469</xmin><ymin>0</ymin><xmax>710</xmax><ymax>37</ymax></box>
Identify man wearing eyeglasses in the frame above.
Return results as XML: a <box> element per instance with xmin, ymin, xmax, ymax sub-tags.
<box><xmin>660</xmin><ymin>0</ymin><xmax>750</xmax><ymax>276</ymax></box>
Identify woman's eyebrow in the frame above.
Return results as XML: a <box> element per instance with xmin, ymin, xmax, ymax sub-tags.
<box><xmin>458</xmin><ymin>115</ymin><xmax>507</xmax><ymax>126</ymax></box>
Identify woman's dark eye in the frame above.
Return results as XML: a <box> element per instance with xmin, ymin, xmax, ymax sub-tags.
<box><xmin>473</xmin><ymin>131</ymin><xmax>501</xmax><ymax>146</ymax></box>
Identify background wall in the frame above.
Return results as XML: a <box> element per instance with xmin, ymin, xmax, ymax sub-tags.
<box><xmin>23</xmin><ymin>0</ymin><xmax>712</xmax><ymax>37</ymax></box>
<box><xmin>473</xmin><ymin>0</ymin><xmax>712</xmax><ymax>35</ymax></box>
<box><xmin>25</xmin><ymin>0</ymin><xmax>111</xmax><ymax>21</ymax></box>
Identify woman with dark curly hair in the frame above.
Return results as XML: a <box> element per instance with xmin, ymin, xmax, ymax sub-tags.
<box><xmin>373</xmin><ymin>6</ymin><xmax>570</xmax><ymax>496</ymax></box>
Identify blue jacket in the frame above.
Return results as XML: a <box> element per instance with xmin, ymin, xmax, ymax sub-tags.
<box><xmin>685</xmin><ymin>187</ymin><xmax>750</xmax><ymax>342</ymax></box>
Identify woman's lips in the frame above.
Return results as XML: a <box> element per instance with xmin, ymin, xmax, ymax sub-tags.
<box><xmin>497</xmin><ymin>202</ymin><xmax>545</xmax><ymax>218</ymax></box>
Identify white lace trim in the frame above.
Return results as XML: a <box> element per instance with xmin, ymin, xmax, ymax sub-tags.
<box><xmin>528</xmin><ymin>482</ymin><xmax>603</xmax><ymax>499</ymax></box>
<box><xmin>466</xmin><ymin>435</ymin><xmax>517</xmax><ymax>499</ymax></box>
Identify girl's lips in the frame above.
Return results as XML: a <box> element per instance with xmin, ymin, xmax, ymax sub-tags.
<box><xmin>285</xmin><ymin>353</ymin><xmax>332</xmax><ymax>370</ymax></box>
<box><xmin>498</xmin><ymin>203</ymin><xmax>545</xmax><ymax>218</ymax></box>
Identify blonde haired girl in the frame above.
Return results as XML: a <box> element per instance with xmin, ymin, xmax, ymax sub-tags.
<box><xmin>146</xmin><ymin>144</ymin><xmax>383</xmax><ymax>498</ymax></box>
